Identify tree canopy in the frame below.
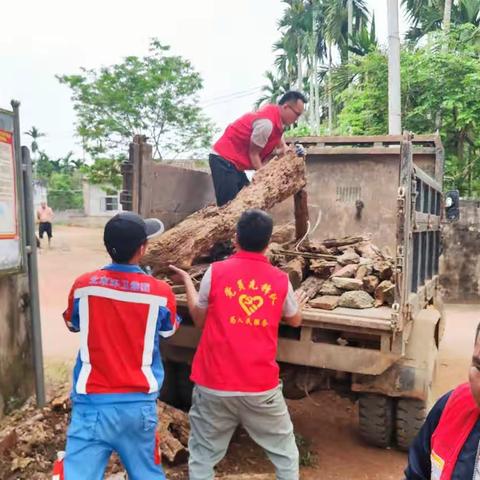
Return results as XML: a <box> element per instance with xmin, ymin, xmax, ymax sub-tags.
<box><xmin>58</xmin><ymin>39</ymin><xmax>215</xmax><ymax>160</ymax></box>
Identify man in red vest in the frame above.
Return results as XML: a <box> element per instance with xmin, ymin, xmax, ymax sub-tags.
<box><xmin>170</xmin><ymin>209</ymin><xmax>307</xmax><ymax>480</ymax></box>
<box><xmin>404</xmin><ymin>323</ymin><xmax>480</xmax><ymax>479</ymax></box>
<box><xmin>210</xmin><ymin>91</ymin><xmax>307</xmax><ymax>206</ymax></box>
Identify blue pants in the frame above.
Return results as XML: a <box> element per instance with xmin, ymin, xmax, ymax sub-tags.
<box><xmin>65</xmin><ymin>402</ymin><xmax>165</xmax><ymax>480</ymax></box>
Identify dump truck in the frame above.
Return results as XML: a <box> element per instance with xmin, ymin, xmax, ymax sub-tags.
<box><xmin>121</xmin><ymin>133</ymin><xmax>446</xmax><ymax>450</ymax></box>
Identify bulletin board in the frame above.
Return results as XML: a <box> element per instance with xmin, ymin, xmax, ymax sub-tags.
<box><xmin>0</xmin><ymin>110</ymin><xmax>22</xmax><ymax>272</ymax></box>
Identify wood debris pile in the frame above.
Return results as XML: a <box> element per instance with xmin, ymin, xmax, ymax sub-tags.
<box><xmin>271</xmin><ymin>235</ymin><xmax>395</xmax><ymax>310</ymax></box>
<box><xmin>168</xmin><ymin>233</ymin><xmax>396</xmax><ymax>312</ymax></box>
<box><xmin>0</xmin><ymin>386</ymin><xmax>189</xmax><ymax>480</ymax></box>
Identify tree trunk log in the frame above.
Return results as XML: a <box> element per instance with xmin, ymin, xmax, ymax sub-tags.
<box><xmin>143</xmin><ymin>152</ymin><xmax>306</xmax><ymax>274</ymax></box>
<box><xmin>294</xmin><ymin>189</ymin><xmax>309</xmax><ymax>240</ymax></box>
<box><xmin>157</xmin><ymin>401</ymin><xmax>190</xmax><ymax>465</ymax></box>
<box><xmin>296</xmin><ymin>276</ymin><xmax>325</xmax><ymax>299</ymax></box>
<box><xmin>284</xmin><ymin>257</ymin><xmax>306</xmax><ymax>289</ymax></box>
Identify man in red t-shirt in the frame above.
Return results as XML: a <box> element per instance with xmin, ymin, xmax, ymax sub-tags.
<box><xmin>171</xmin><ymin>209</ymin><xmax>307</xmax><ymax>480</ymax></box>
<box><xmin>210</xmin><ymin>91</ymin><xmax>307</xmax><ymax>206</ymax></box>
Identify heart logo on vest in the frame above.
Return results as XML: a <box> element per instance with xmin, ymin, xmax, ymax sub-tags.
<box><xmin>239</xmin><ymin>294</ymin><xmax>264</xmax><ymax>316</ymax></box>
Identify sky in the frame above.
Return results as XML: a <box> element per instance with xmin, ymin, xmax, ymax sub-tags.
<box><xmin>0</xmin><ymin>0</ymin><xmax>409</xmax><ymax>159</ymax></box>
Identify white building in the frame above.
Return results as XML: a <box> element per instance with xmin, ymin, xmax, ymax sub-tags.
<box><xmin>82</xmin><ymin>181</ymin><xmax>122</xmax><ymax>217</ymax></box>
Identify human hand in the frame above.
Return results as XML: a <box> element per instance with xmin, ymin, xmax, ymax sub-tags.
<box><xmin>169</xmin><ymin>265</ymin><xmax>191</xmax><ymax>284</ymax></box>
<box><xmin>295</xmin><ymin>143</ymin><xmax>305</xmax><ymax>157</ymax></box>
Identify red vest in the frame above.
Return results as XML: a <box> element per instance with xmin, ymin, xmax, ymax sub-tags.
<box><xmin>213</xmin><ymin>104</ymin><xmax>284</xmax><ymax>171</ymax></box>
<box><xmin>190</xmin><ymin>251</ymin><xmax>289</xmax><ymax>392</ymax></box>
<box><xmin>430</xmin><ymin>383</ymin><xmax>480</xmax><ymax>479</ymax></box>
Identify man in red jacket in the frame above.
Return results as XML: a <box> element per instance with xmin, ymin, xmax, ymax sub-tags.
<box><xmin>404</xmin><ymin>322</ymin><xmax>480</xmax><ymax>479</ymax></box>
<box><xmin>210</xmin><ymin>91</ymin><xmax>307</xmax><ymax>206</ymax></box>
<box><xmin>170</xmin><ymin>209</ymin><xmax>307</xmax><ymax>480</ymax></box>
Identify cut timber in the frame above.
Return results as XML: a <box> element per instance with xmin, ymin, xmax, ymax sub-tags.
<box><xmin>271</xmin><ymin>224</ymin><xmax>296</xmax><ymax>244</ymax></box>
<box><xmin>322</xmin><ymin>236</ymin><xmax>365</xmax><ymax>248</ymax></box>
<box><xmin>299</xmin><ymin>240</ymin><xmax>333</xmax><ymax>255</ymax></box>
<box><xmin>297</xmin><ymin>276</ymin><xmax>325</xmax><ymax>299</ymax></box>
<box><xmin>143</xmin><ymin>152</ymin><xmax>306</xmax><ymax>274</ymax></box>
<box><xmin>310</xmin><ymin>259</ymin><xmax>336</xmax><ymax>278</ymax></box>
<box><xmin>157</xmin><ymin>401</ymin><xmax>190</xmax><ymax>465</ymax></box>
<box><xmin>284</xmin><ymin>257</ymin><xmax>306</xmax><ymax>289</ymax></box>
<box><xmin>277</xmin><ymin>249</ymin><xmax>337</xmax><ymax>262</ymax></box>
<box><xmin>374</xmin><ymin>280</ymin><xmax>395</xmax><ymax>307</ymax></box>
<box><xmin>294</xmin><ymin>189</ymin><xmax>309</xmax><ymax>240</ymax></box>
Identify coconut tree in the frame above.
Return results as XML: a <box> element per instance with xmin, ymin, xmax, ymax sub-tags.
<box><xmin>24</xmin><ymin>126</ymin><xmax>46</xmax><ymax>157</ymax></box>
<box><xmin>255</xmin><ymin>71</ymin><xmax>290</xmax><ymax>109</ymax></box>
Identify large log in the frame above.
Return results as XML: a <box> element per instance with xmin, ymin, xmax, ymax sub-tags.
<box><xmin>294</xmin><ymin>189</ymin><xmax>309</xmax><ymax>240</ymax></box>
<box><xmin>296</xmin><ymin>276</ymin><xmax>325</xmax><ymax>299</ymax></box>
<box><xmin>284</xmin><ymin>256</ymin><xmax>306</xmax><ymax>289</ymax></box>
<box><xmin>157</xmin><ymin>401</ymin><xmax>190</xmax><ymax>465</ymax></box>
<box><xmin>143</xmin><ymin>152</ymin><xmax>306</xmax><ymax>274</ymax></box>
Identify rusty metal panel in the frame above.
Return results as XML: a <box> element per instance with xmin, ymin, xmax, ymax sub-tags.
<box><xmin>140</xmin><ymin>161</ymin><xmax>215</xmax><ymax>229</ymax></box>
<box><xmin>273</xmin><ymin>153</ymin><xmax>400</xmax><ymax>252</ymax></box>
<box><xmin>164</xmin><ymin>324</ymin><xmax>399</xmax><ymax>375</ymax></box>
<box><xmin>276</xmin><ymin>339</ymin><xmax>399</xmax><ymax>374</ymax></box>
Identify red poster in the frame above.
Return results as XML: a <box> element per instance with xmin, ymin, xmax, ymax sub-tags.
<box><xmin>0</xmin><ymin>130</ymin><xmax>18</xmax><ymax>239</ymax></box>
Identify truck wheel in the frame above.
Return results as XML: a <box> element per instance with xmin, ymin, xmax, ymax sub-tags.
<box><xmin>396</xmin><ymin>399</ymin><xmax>427</xmax><ymax>451</ymax></box>
<box><xmin>359</xmin><ymin>394</ymin><xmax>394</xmax><ymax>448</ymax></box>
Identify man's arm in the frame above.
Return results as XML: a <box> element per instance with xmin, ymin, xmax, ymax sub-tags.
<box><xmin>275</xmin><ymin>135</ymin><xmax>293</xmax><ymax>157</ymax></box>
<box><xmin>62</xmin><ymin>283</ymin><xmax>80</xmax><ymax>332</ymax></box>
<box><xmin>169</xmin><ymin>265</ymin><xmax>208</xmax><ymax>328</ymax></box>
<box><xmin>158</xmin><ymin>286</ymin><xmax>182</xmax><ymax>338</ymax></box>
<box><xmin>404</xmin><ymin>392</ymin><xmax>451</xmax><ymax>479</ymax></box>
<box><xmin>248</xmin><ymin>142</ymin><xmax>263</xmax><ymax>170</ymax></box>
<box><xmin>282</xmin><ymin>284</ymin><xmax>308</xmax><ymax>328</ymax></box>
<box><xmin>249</xmin><ymin>119</ymin><xmax>274</xmax><ymax>170</ymax></box>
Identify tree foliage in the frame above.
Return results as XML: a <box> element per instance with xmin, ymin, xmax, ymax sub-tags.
<box><xmin>58</xmin><ymin>39</ymin><xmax>215</xmax><ymax>160</ymax></box>
<box><xmin>336</xmin><ymin>25</ymin><xmax>480</xmax><ymax>196</ymax></box>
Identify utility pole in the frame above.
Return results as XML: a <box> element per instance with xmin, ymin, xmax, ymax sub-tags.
<box><xmin>443</xmin><ymin>0</ymin><xmax>452</xmax><ymax>35</ymax></box>
<box><xmin>387</xmin><ymin>0</ymin><xmax>401</xmax><ymax>134</ymax></box>
<box><xmin>347</xmin><ymin>0</ymin><xmax>353</xmax><ymax>62</ymax></box>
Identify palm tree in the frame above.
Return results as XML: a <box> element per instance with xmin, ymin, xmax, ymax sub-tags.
<box><xmin>255</xmin><ymin>71</ymin><xmax>290</xmax><ymax>109</ymax></box>
<box><xmin>403</xmin><ymin>0</ymin><xmax>480</xmax><ymax>41</ymax></box>
<box><xmin>444</xmin><ymin>0</ymin><xmax>453</xmax><ymax>32</ymax></box>
<box><xmin>323</xmin><ymin>0</ymin><xmax>369</xmax><ymax>62</ymax></box>
<box><xmin>24</xmin><ymin>126</ymin><xmax>46</xmax><ymax>157</ymax></box>
<box><xmin>456</xmin><ymin>0</ymin><xmax>480</xmax><ymax>26</ymax></box>
<box><xmin>276</xmin><ymin>0</ymin><xmax>311</xmax><ymax>90</ymax></box>
<box><xmin>348</xmin><ymin>13</ymin><xmax>378</xmax><ymax>56</ymax></box>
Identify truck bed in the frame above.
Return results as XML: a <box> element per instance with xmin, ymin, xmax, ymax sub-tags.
<box><xmin>175</xmin><ymin>294</ymin><xmax>394</xmax><ymax>334</ymax></box>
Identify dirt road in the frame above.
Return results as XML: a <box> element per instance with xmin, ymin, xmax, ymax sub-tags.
<box><xmin>38</xmin><ymin>225</ymin><xmax>478</xmax><ymax>479</ymax></box>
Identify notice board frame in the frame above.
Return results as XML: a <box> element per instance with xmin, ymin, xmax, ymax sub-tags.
<box><xmin>0</xmin><ymin>107</ymin><xmax>24</xmax><ymax>274</ymax></box>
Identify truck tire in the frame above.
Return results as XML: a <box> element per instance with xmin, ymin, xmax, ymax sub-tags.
<box><xmin>396</xmin><ymin>399</ymin><xmax>427</xmax><ymax>451</ymax></box>
<box><xmin>280</xmin><ymin>366</ymin><xmax>307</xmax><ymax>399</ymax></box>
<box><xmin>359</xmin><ymin>394</ymin><xmax>394</xmax><ymax>448</ymax></box>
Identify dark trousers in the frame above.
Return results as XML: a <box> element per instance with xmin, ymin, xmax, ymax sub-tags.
<box><xmin>209</xmin><ymin>154</ymin><xmax>250</xmax><ymax>207</ymax></box>
<box><xmin>39</xmin><ymin>222</ymin><xmax>52</xmax><ymax>239</ymax></box>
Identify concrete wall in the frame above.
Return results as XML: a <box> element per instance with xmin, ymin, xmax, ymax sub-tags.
<box><xmin>0</xmin><ymin>272</ymin><xmax>34</xmax><ymax>418</ymax></box>
<box><xmin>440</xmin><ymin>199</ymin><xmax>480</xmax><ymax>301</ymax></box>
